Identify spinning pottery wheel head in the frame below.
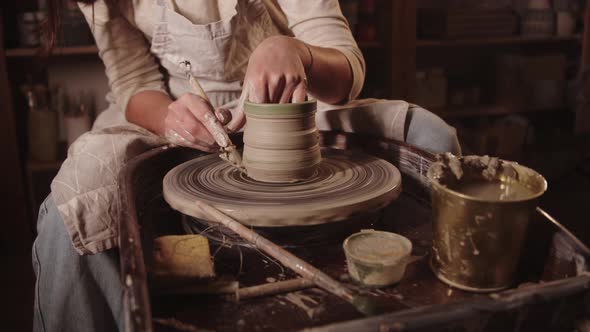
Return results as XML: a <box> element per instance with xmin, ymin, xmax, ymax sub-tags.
<box><xmin>163</xmin><ymin>148</ymin><xmax>402</xmax><ymax>227</ymax></box>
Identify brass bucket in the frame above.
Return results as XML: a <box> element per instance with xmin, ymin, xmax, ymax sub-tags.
<box><xmin>427</xmin><ymin>155</ymin><xmax>547</xmax><ymax>292</ymax></box>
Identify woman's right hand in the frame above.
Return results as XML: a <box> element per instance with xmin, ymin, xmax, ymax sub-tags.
<box><xmin>163</xmin><ymin>93</ymin><xmax>232</xmax><ymax>152</ymax></box>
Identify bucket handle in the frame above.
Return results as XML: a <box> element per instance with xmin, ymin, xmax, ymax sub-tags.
<box><xmin>536</xmin><ymin>207</ymin><xmax>590</xmax><ymax>256</ymax></box>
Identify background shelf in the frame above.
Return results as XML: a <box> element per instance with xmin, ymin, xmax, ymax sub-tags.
<box><xmin>417</xmin><ymin>34</ymin><xmax>582</xmax><ymax>47</ymax></box>
<box><xmin>26</xmin><ymin>160</ymin><xmax>64</xmax><ymax>172</ymax></box>
<box><xmin>432</xmin><ymin>104</ymin><xmax>566</xmax><ymax>119</ymax></box>
<box><xmin>357</xmin><ymin>40</ymin><xmax>383</xmax><ymax>49</ymax></box>
<box><xmin>5</xmin><ymin>45</ymin><xmax>98</xmax><ymax>57</ymax></box>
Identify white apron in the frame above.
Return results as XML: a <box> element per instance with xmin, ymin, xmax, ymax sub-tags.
<box><xmin>50</xmin><ymin>0</ymin><xmax>408</xmax><ymax>255</ymax></box>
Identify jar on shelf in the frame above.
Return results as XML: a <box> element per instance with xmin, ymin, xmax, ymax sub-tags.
<box><xmin>18</xmin><ymin>12</ymin><xmax>42</xmax><ymax>47</ymax></box>
<box><xmin>521</xmin><ymin>0</ymin><xmax>555</xmax><ymax>35</ymax></box>
<box><xmin>415</xmin><ymin>68</ymin><xmax>448</xmax><ymax>109</ymax></box>
<box><xmin>340</xmin><ymin>0</ymin><xmax>359</xmax><ymax>36</ymax></box>
<box><xmin>64</xmin><ymin>95</ymin><xmax>92</xmax><ymax>147</ymax></box>
<box><xmin>356</xmin><ymin>0</ymin><xmax>377</xmax><ymax>42</ymax></box>
<box><xmin>27</xmin><ymin>87</ymin><xmax>58</xmax><ymax>163</ymax></box>
<box><xmin>60</xmin><ymin>3</ymin><xmax>94</xmax><ymax>46</ymax></box>
<box><xmin>556</xmin><ymin>12</ymin><xmax>576</xmax><ymax>36</ymax></box>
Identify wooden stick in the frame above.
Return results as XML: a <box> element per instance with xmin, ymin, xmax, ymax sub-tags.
<box><xmin>180</xmin><ymin>60</ymin><xmax>211</xmax><ymax>103</ymax></box>
<box><xmin>235</xmin><ymin>278</ymin><xmax>315</xmax><ymax>301</ymax></box>
<box><xmin>187</xmin><ymin>74</ymin><xmax>211</xmax><ymax>103</ymax></box>
<box><xmin>181</xmin><ymin>61</ymin><xmax>244</xmax><ymax>169</ymax></box>
<box><xmin>153</xmin><ymin>280</ymin><xmax>239</xmax><ymax>296</ymax></box>
<box><xmin>194</xmin><ymin>201</ymin><xmax>355</xmax><ymax>303</ymax></box>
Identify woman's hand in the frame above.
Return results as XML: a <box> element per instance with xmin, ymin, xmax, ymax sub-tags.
<box><xmin>246</xmin><ymin>35</ymin><xmax>310</xmax><ymax>104</ymax></box>
<box><xmin>164</xmin><ymin>93</ymin><xmax>232</xmax><ymax>152</ymax></box>
<box><xmin>227</xmin><ymin>35</ymin><xmax>311</xmax><ymax>132</ymax></box>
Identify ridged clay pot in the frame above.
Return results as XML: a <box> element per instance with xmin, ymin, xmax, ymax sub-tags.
<box><xmin>243</xmin><ymin>100</ymin><xmax>322</xmax><ymax>183</ymax></box>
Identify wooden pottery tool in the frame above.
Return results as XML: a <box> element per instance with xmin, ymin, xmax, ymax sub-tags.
<box><xmin>234</xmin><ymin>278</ymin><xmax>315</xmax><ymax>301</ymax></box>
<box><xmin>194</xmin><ymin>200</ymin><xmax>385</xmax><ymax>316</ymax></box>
<box><xmin>180</xmin><ymin>60</ymin><xmax>244</xmax><ymax>171</ymax></box>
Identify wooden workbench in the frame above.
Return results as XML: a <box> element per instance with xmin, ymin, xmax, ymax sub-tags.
<box><xmin>119</xmin><ymin>132</ymin><xmax>590</xmax><ymax>332</ymax></box>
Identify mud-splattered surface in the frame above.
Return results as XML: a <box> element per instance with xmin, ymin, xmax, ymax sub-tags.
<box><xmin>428</xmin><ymin>153</ymin><xmax>507</xmax><ymax>184</ymax></box>
<box><xmin>427</xmin><ymin>153</ymin><xmax>538</xmax><ymax>201</ymax></box>
<box><xmin>219</xmin><ymin>144</ymin><xmax>245</xmax><ymax>173</ymax></box>
<box><xmin>123</xmin><ymin>135</ymin><xmax>583</xmax><ymax>332</ymax></box>
<box><xmin>163</xmin><ymin>149</ymin><xmax>402</xmax><ymax>227</ymax></box>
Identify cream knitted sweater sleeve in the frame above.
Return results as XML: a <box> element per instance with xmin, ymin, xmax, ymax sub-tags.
<box><xmin>266</xmin><ymin>0</ymin><xmax>365</xmax><ymax>101</ymax></box>
<box><xmin>78</xmin><ymin>1</ymin><xmax>168</xmax><ymax>114</ymax></box>
<box><xmin>78</xmin><ymin>0</ymin><xmax>365</xmax><ymax>112</ymax></box>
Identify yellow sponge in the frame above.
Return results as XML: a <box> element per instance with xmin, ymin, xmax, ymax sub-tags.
<box><xmin>152</xmin><ymin>235</ymin><xmax>215</xmax><ymax>279</ymax></box>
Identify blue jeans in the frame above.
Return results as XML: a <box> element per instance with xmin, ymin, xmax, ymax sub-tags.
<box><xmin>32</xmin><ymin>196</ymin><xmax>124</xmax><ymax>332</ymax></box>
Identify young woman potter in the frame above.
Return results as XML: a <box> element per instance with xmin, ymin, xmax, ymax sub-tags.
<box><xmin>34</xmin><ymin>1</ymin><xmax>461</xmax><ymax>331</ymax></box>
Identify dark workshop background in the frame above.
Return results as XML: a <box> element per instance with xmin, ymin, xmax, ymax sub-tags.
<box><xmin>1</xmin><ymin>0</ymin><xmax>589</xmax><ymax>331</ymax></box>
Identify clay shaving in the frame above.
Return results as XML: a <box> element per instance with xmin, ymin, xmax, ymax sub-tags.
<box><xmin>463</xmin><ymin>155</ymin><xmax>502</xmax><ymax>180</ymax></box>
<box><xmin>219</xmin><ymin>145</ymin><xmax>246</xmax><ymax>173</ymax></box>
<box><xmin>281</xmin><ymin>290</ymin><xmax>325</xmax><ymax>319</ymax></box>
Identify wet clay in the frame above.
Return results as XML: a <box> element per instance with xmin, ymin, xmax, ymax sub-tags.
<box><xmin>163</xmin><ymin>149</ymin><xmax>402</xmax><ymax>227</ymax></box>
<box><xmin>347</xmin><ymin>234</ymin><xmax>407</xmax><ymax>264</ymax></box>
<box><xmin>343</xmin><ymin>231</ymin><xmax>412</xmax><ymax>287</ymax></box>
<box><xmin>242</xmin><ymin>101</ymin><xmax>321</xmax><ymax>183</ymax></box>
<box><xmin>428</xmin><ymin>153</ymin><xmax>508</xmax><ymax>184</ymax></box>
<box><xmin>219</xmin><ymin>145</ymin><xmax>245</xmax><ymax>172</ymax></box>
<box><xmin>426</xmin><ymin>153</ymin><xmax>537</xmax><ymax>201</ymax></box>
<box><xmin>453</xmin><ymin>179</ymin><xmax>534</xmax><ymax>201</ymax></box>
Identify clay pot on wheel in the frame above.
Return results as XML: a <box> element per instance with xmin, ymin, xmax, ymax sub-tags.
<box><xmin>243</xmin><ymin>100</ymin><xmax>321</xmax><ymax>183</ymax></box>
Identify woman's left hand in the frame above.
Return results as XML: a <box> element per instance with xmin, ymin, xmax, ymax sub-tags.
<box><xmin>227</xmin><ymin>35</ymin><xmax>311</xmax><ymax>132</ymax></box>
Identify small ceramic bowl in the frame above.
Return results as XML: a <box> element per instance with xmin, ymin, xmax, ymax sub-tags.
<box><xmin>343</xmin><ymin>230</ymin><xmax>412</xmax><ymax>287</ymax></box>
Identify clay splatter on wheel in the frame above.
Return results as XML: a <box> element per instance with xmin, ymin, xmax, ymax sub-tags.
<box><xmin>163</xmin><ymin>148</ymin><xmax>402</xmax><ymax>227</ymax></box>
